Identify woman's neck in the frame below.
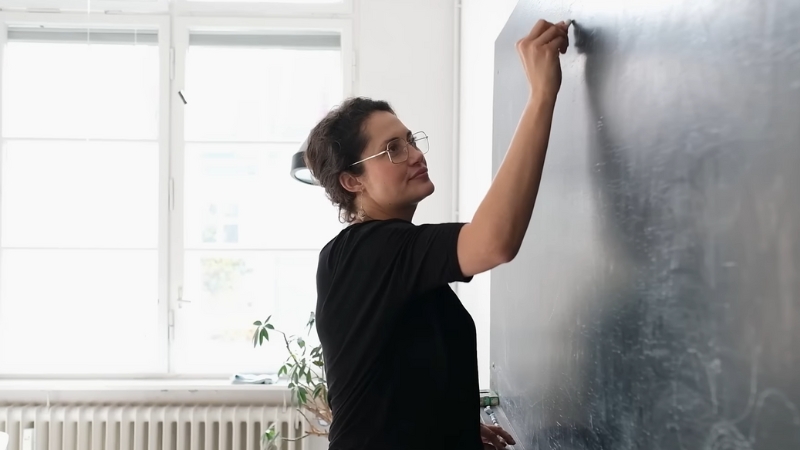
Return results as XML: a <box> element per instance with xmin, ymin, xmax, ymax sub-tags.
<box><xmin>359</xmin><ymin>199</ymin><xmax>416</xmax><ymax>223</ymax></box>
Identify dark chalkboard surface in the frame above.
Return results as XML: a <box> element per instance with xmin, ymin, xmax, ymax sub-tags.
<box><xmin>489</xmin><ymin>1</ymin><xmax>800</xmax><ymax>449</ymax></box>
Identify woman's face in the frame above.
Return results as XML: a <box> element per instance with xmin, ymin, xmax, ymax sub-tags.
<box><xmin>341</xmin><ymin>111</ymin><xmax>434</xmax><ymax>217</ymax></box>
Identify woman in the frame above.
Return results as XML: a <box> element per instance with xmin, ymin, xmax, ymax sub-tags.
<box><xmin>305</xmin><ymin>18</ymin><xmax>571</xmax><ymax>450</ymax></box>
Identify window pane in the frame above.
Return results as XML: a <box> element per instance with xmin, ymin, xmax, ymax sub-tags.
<box><xmin>1</xmin><ymin>140</ymin><xmax>159</xmax><ymax>248</ymax></box>
<box><xmin>173</xmin><ymin>250</ymin><xmax>319</xmax><ymax>374</ymax></box>
<box><xmin>2</xmin><ymin>40</ymin><xmax>159</xmax><ymax>140</ymax></box>
<box><xmin>184</xmin><ymin>45</ymin><xmax>342</xmax><ymax>142</ymax></box>
<box><xmin>0</xmin><ymin>249</ymin><xmax>160</xmax><ymax>374</ymax></box>
<box><xmin>0</xmin><ymin>31</ymin><xmax>163</xmax><ymax>376</ymax></box>
<box><xmin>184</xmin><ymin>143</ymin><xmax>343</xmax><ymax>250</ymax></box>
<box><xmin>180</xmin><ymin>37</ymin><xmax>344</xmax><ymax>375</ymax></box>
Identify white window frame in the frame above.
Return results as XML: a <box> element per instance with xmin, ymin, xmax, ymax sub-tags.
<box><xmin>169</xmin><ymin>15</ymin><xmax>353</xmax><ymax>377</ymax></box>
<box><xmin>0</xmin><ymin>3</ymin><xmax>354</xmax><ymax>379</ymax></box>
<box><xmin>0</xmin><ymin>11</ymin><xmax>172</xmax><ymax>378</ymax></box>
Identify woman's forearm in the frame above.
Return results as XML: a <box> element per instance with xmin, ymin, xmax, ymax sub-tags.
<box><xmin>470</xmin><ymin>93</ymin><xmax>557</xmax><ymax>261</ymax></box>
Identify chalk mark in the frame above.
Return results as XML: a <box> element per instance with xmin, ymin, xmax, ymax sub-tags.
<box><xmin>685</xmin><ymin>345</ymin><xmax>800</xmax><ymax>450</ymax></box>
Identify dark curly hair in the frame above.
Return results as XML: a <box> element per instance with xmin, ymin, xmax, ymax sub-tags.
<box><xmin>304</xmin><ymin>97</ymin><xmax>395</xmax><ymax>223</ymax></box>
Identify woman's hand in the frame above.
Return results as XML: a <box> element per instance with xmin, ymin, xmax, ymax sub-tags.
<box><xmin>480</xmin><ymin>423</ymin><xmax>516</xmax><ymax>448</ymax></box>
<box><xmin>516</xmin><ymin>19</ymin><xmax>571</xmax><ymax>102</ymax></box>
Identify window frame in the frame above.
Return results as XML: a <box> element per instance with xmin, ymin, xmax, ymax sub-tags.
<box><xmin>0</xmin><ymin>6</ymin><xmax>353</xmax><ymax>379</ymax></box>
<box><xmin>169</xmin><ymin>15</ymin><xmax>352</xmax><ymax>376</ymax></box>
<box><xmin>0</xmin><ymin>11</ymin><xmax>171</xmax><ymax>378</ymax></box>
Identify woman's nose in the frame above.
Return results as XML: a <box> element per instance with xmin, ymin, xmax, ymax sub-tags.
<box><xmin>407</xmin><ymin>145</ymin><xmax>425</xmax><ymax>165</ymax></box>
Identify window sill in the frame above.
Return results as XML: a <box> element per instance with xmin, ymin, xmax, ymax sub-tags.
<box><xmin>0</xmin><ymin>378</ymin><xmax>293</xmax><ymax>405</ymax></box>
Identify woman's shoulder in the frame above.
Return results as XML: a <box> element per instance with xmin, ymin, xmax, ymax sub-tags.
<box><xmin>320</xmin><ymin>219</ymin><xmax>413</xmax><ymax>257</ymax></box>
<box><xmin>316</xmin><ymin>219</ymin><xmax>409</xmax><ymax>279</ymax></box>
<box><xmin>322</xmin><ymin>219</ymin><xmax>466</xmax><ymax>261</ymax></box>
<box><xmin>336</xmin><ymin>218</ymin><xmax>413</xmax><ymax>240</ymax></box>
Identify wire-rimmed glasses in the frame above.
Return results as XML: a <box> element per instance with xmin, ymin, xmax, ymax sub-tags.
<box><xmin>350</xmin><ymin>131</ymin><xmax>429</xmax><ymax>166</ymax></box>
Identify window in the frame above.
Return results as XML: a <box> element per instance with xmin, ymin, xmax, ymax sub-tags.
<box><xmin>173</xmin><ymin>30</ymin><xmax>344</xmax><ymax>374</ymax></box>
<box><xmin>0</xmin><ymin>11</ymin><xmax>351</xmax><ymax>376</ymax></box>
<box><xmin>0</xmin><ymin>27</ymin><xmax>163</xmax><ymax>374</ymax></box>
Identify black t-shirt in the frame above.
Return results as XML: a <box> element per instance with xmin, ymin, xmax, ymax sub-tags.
<box><xmin>315</xmin><ymin>219</ymin><xmax>482</xmax><ymax>450</ymax></box>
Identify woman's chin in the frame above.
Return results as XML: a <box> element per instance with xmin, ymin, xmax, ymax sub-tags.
<box><xmin>412</xmin><ymin>179</ymin><xmax>435</xmax><ymax>203</ymax></box>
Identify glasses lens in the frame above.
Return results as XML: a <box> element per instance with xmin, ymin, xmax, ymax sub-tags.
<box><xmin>412</xmin><ymin>132</ymin><xmax>429</xmax><ymax>154</ymax></box>
<box><xmin>386</xmin><ymin>139</ymin><xmax>408</xmax><ymax>164</ymax></box>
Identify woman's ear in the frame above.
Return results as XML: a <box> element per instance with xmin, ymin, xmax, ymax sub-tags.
<box><xmin>339</xmin><ymin>171</ymin><xmax>363</xmax><ymax>194</ymax></box>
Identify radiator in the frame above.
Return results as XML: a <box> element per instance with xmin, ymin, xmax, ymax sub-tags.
<box><xmin>0</xmin><ymin>405</ymin><xmax>307</xmax><ymax>450</ymax></box>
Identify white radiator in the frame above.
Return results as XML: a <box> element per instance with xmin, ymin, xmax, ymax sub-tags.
<box><xmin>0</xmin><ymin>405</ymin><xmax>307</xmax><ymax>450</ymax></box>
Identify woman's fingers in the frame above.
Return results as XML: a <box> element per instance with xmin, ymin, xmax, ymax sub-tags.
<box><xmin>526</xmin><ymin>19</ymin><xmax>552</xmax><ymax>40</ymax></box>
<box><xmin>547</xmin><ymin>35</ymin><xmax>569</xmax><ymax>54</ymax></box>
<box><xmin>484</xmin><ymin>425</ymin><xmax>516</xmax><ymax>445</ymax></box>
<box><xmin>533</xmin><ymin>23</ymin><xmax>567</xmax><ymax>46</ymax></box>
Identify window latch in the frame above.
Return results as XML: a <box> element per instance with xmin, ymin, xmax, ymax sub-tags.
<box><xmin>177</xmin><ymin>286</ymin><xmax>192</xmax><ymax>309</ymax></box>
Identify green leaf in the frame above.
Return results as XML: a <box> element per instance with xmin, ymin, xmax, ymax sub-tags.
<box><xmin>265</xmin><ymin>315</ymin><xmax>272</xmax><ymax>323</ymax></box>
<box><xmin>253</xmin><ymin>320</ymin><xmax>262</xmax><ymax>326</ymax></box>
<box><xmin>265</xmin><ymin>324</ymin><xmax>274</xmax><ymax>330</ymax></box>
<box><xmin>298</xmin><ymin>387</ymin><xmax>308</xmax><ymax>404</ymax></box>
<box><xmin>263</xmin><ymin>424</ymin><xmax>277</xmax><ymax>440</ymax></box>
<box><xmin>288</xmin><ymin>382</ymin><xmax>295</xmax><ymax>389</ymax></box>
<box><xmin>261</xmin><ymin>424</ymin><xmax>279</xmax><ymax>450</ymax></box>
<box><xmin>297</xmin><ymin>338</ymin><xmax>305</xmax><ymax>348</ymax></box>
<box><xmin>278</xmin><ymin>365</ymin><xmax>287</xmax><ymax>376</ymax></box>
<box><xmin>313</xmin><ymin>384</ymin><xmax>324</xmax><ymax>398</ymax></box>
<box><xmin>313</xmin><ymin>360</ymin><xmax>324</xmax><ymax>367</ymax></box>
<box><xmin>260</xmin><ymin>328</ymin><xmax>269</xmax><ymax>343</ymax></box>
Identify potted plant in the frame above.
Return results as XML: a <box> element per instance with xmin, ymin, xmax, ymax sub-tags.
<box><xmin>252</xmin><ymin>312</ymin><xmax>331</xmax><ymax>447</ymax></box>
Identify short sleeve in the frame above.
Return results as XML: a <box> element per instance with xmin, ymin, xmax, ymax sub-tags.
<box><xmin>357</xmin><ymin>220</ymin><xmax>472</xmax><ymax>298</ymax></box>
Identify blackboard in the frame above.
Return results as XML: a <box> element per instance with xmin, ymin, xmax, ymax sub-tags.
<box><xmin>489</xmin><ymin>1</ymin><xmax>800</xmax><ymax>449</ymax></box>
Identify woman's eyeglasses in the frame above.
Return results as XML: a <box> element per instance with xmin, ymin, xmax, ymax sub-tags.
<box><xmin>350</xmin><ymin>131</ymin><xmax>429</xmax><ymax>166</ymax></box>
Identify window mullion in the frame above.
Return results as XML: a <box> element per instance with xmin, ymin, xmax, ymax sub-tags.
<box><xmin>157</xmin><ymin>16</ymin><xmax>173</xmax><ymax>376</ymax></box>
<box><xmin>166</xmin><ymin>19</ymin><xmax>189</xmax><ymax>375</ymax></box>
<box><xmin>0</xmin><ymin>21</ymin><xmax>7</xmax><ymax>375</ymax></box>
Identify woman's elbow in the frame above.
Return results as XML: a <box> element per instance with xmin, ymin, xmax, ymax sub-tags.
<box><xmin>495</xmin><ymin>243</ymin><xmax>520</xmax><ymax>265</ymax></box>
<box><xmin>457</xmin><ymin>223</ymin><xmax>521</xmax><ymax>275</ymax></box>
<box><xmin>482</xmin><ymin>236</ymin><xmax>519</xmax><ymax>267</ymax></box>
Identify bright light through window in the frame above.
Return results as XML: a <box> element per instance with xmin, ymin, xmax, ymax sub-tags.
<box><xmin>0</xmin><ymin>22</ymin><xmax>348</xmax><ymax>377</ymax></box>
<box><xmin>174</xmin><ymin>39</ymin><xmax>344</xmax><ymax>374</ymax></box>
<box><xmin>0</xmin><ymin>39</ymin><xmax>161</xmax><ymax>374</ymax></box>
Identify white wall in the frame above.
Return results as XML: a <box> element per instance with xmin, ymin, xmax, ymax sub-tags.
<box><xmin>355</xmin><ymin>0</ymin><xmax>456</xmax><ymax>226</ymax></box>
<box><xmin>457</xmin><ymin>0</ymin><xmax>519</xmax><ymax>388</ymax></box>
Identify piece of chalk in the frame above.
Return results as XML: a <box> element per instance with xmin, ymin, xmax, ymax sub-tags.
<box><xmin>484</xmin><ymin>406</ymin><xmax>500</xmax><ymax>427</ymax></box>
